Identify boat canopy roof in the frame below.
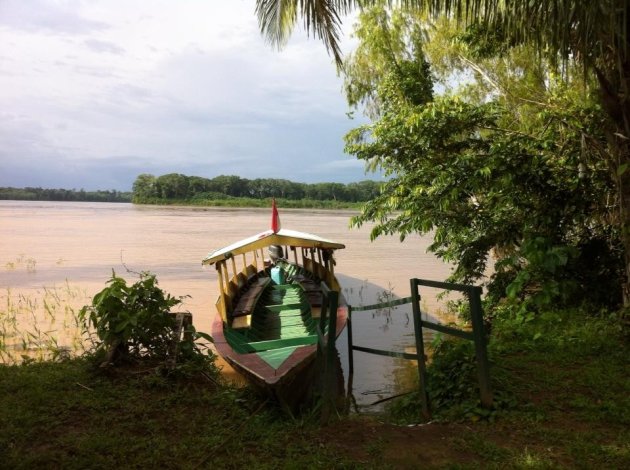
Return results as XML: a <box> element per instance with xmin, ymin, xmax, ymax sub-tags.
<box><xmin>202</xmin><ymin>228</ymin><xmax>345</xmax><ymax>266</ymax></box>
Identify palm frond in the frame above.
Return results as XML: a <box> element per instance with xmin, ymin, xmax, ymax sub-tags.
<box><xmin>256</xmin><ymin>0</ymin><xmax>299</xmax><ymax>48</ymax></box>
<box><xmin>257</xmin><ymin>1</ymin><xmax>629</xmax><ymax>74</ymax></box>
<box><xmin>256</xmin><ymin>0</ymin><xmax>359</xmax><ymax>66</ymax></box>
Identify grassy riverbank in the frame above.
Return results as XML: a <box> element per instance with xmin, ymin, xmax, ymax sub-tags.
<box><xmin>133</xmin><ymin>196</ymin><xmax>363</xmax><ymax>210</ymax></box>
<box><xmin>1</xmin><ymin>310</ymin><xmax>628</xmax><ymax>468</ymax></box>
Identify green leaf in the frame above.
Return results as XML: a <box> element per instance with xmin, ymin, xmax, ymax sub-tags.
<box><xmin>195</xmin><ymin>332</ymin><xmax>214</xmax><ymax>343</ymax></box>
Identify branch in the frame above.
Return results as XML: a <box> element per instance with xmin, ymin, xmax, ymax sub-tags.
<box><xmin>457</xmin><ymin>54</ymin><xmax>503</xmax><ymax>95</ymax></box>
<box><xmin>457</xmin><ymin>54</ymin><xmax>552</xmax><ymax>109</ymax></box>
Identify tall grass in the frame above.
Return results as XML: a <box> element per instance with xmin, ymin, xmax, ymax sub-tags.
<box><xmin>4</xmin><ymin>254</ymin><xmax>37</xmax><ymax>273</ymax></box>
<box><xmin>0</xmin><ymin>282</ymin><xmax>89</xmax><ymax>364</ymax></box>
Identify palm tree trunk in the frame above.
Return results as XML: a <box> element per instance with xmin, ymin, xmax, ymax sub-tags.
<box><xmin>622</xmin><ymin>167</ymin><xmax>630</xmax><ymax>299</ymax></box>
<box><xmin>597</xmin><ymin>67</ymin><xmax>630</xmax><ymax>306</ymax></box>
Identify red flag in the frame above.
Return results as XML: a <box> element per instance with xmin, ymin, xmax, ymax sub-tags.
<box><xmin>271</xmin><ymin>198</ymin><xmax>281</xmax><ymax>233</ymax></box>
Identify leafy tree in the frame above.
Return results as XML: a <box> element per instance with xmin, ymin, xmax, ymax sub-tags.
<box><xmin>343</xmin><ymin>4</ymin><xmax>433</xmax><ymax>119</ymax></box>
<box><xmin>285</xmin><ymin>180</ymin><xmax>307</xmax><ymax>199</ymax></box>
<box><xmin>342</xmin><ymin>6</ymin><xmax>621</xmax><ymax>309</ymax></box>
<box><xmin>255</xmin><ymin>0</ymin><xmax>630</xmax><ymax>303</ymax></box>
<box><xmin>188</xmin><ymin>175</ymin><xmax>213</xmax><ymax>195</ymax></box>
<box><xmin>132</xmin><ymin>174</ymin><xmax>158</xmax><ymax>201</ymax></box>
<box><xmin>209</xmin><ymin>175</ymin><xmax>247</xmax><ymax>197</ymax></box>
<box><xmin>247</xmin><ymin>178</ymin><xmax>306</xmax><ymax>199</ymax></box>
<box><xmin>155</xmin><ymin>173</ymin><xmax>190</xmax><ymax>199</ymax></box>
<box><xmin>346</xmin><ymin>180</ymin><xmax>382</xmax><ymax>201</ymax></box>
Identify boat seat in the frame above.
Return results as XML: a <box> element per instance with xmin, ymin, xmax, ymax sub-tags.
<box><xmin>231</xmin><ymin>315</ymin><xmax>252</xmax><ymax>330</ymax></box>
<box><xmin>307</xmin><ymin>293</ymin><xmax>322</xmax><ymax>307</ymax></box>
<box><xmin>236</xmin><ymin>272</ymin><xmax>247</xmax><ymax>291</ymax></box>
<box><xmin>241</xmin><ymin>334</ymin><xmax>318</xmax><ymax>352</ymax></box>
<box><xmin>295</xmin><ymin>277</ymin><xmax>323</xmax><ymax>307</ymax></box>
<box><xmin>231</xmin><ymin>276</ymin><xmax>271</xmax><ymax>322</ymax></box>
<box><xmin>246</xmin><ymin>265</ymin><xmax>258</xmax><ymax>283</ymax></box>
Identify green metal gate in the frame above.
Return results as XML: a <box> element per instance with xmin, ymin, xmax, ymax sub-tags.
<box><xmin>315</xmin><ymin>278</ymin><xmax>492</xmax><ymax>421</ymax></box>
<box><xmin>346</xmin><ymin>278</ymin><xmax>493</xmax><ymax>419</ymax></box>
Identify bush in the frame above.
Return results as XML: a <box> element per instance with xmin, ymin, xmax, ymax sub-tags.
<box><xmin>79</xmin><ymin>271</ymin><xmax>213</xmax><ymax>368</ymax></box>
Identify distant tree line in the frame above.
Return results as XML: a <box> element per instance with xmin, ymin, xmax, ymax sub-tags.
<box><xmin>132</xmin><ymin>173</ymin><xmax>383</xmax><ymax>204</ymax></box>
<box><xmin>0</xmin><ymin>187</ymin><xmax>132</xmax><ymax>202</ymax></box>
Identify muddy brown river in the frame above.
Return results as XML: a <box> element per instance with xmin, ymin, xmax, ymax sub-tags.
<box><xmin>0</xmin><ymin>200</ymin><xmax>457</xmax><ymax>407</ymax></box>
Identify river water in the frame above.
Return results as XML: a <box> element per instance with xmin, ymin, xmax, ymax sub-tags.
<box><xmin>0</xmin><ymin>200</ymin><xmax>457</xmax><ymax>407</ymax></box>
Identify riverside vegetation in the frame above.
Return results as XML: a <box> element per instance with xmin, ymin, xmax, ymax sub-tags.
<box><xmin>0</xmin><ymin>175</ymin><xmax>383</xmax><ymax>209</ymax></box>
<box><xmin>0</xmin><ymin>268</ymin><xmax>628</xmax><ymax>468</ymax></box>
<box><xmin>0</xmin><ymin>187</ymin><xmax>132</xmax><ymax>203</ymax></box>
<box><xmin>131</xmin><ymin>173</ymin><xmax>382</xmax><ymax>209</ymax></box>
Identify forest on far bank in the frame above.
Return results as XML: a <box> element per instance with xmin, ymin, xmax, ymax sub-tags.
<box><xmin>131</xmin><ymin>173</ymin><xmax>383</xmax><ymax>204</ymax></box>
<box><xmin>0</xmin><ymin>187</ymin><xmax>131</xmax><ymax>203</ymax></box>
<box><xmin>0</xmin><ymin>174</ymin><xmax>383</xmax><ymax>206</ymax></box>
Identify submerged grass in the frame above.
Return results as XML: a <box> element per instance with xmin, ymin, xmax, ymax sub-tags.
<box><xmin>0</xmin><ymin>283</ymin><xmax>88</xmax><ymax>363</ymax></box>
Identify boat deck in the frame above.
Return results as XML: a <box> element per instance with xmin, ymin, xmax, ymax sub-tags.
<box><xmin>223</xmin><ymin>283</ymin><xmax>324</xmax><ymax>356</ymax></box>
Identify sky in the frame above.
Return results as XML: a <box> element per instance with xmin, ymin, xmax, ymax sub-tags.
<box><xmin>0</xmin><ymin>0</ymin><xmax>372</xmax><ymax>191</ymax></box>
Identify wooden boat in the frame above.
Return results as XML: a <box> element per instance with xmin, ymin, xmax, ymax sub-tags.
<box><xmin>202</xmin><ymin>203</ymin><xmax>347</xmax><ymax>404</ymax></box>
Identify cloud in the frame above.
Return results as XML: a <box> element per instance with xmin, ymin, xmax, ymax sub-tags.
<box><xmin>154</xmin><ymin>41</ymin><xmax>345</xmax><ymax>127</ymax></box>
<box><xmin>83</xmin><ymin>38</ymin><xmax>125</xmax><ymax>55</ymax></box>
<box><xmin>0</xmin><ymin>1</ymin><xmax>369</xmax><ymax>190</ymax></box>
<box><xmin>0</xmin><ymin>113</ymin><xmax>61</xmax><ymax>161</ymax></box>
<box><xmin>0</xmin><ymin>0</ymin><xmax>108</xmax><ymax>35</ymax></box>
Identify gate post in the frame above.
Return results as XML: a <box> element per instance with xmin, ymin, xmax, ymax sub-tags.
<box><xmin>410</xmin><ymin>279</ymin><xmax>431</xmax><ymax>419</ymax></box>
<box><xmin>319</xmin><ymin>285</ymin><xmax>339</xmax><ymax>424</ymax></box>
<box><xmin>469</xmin><ymin>286</ymin><xmax>493</xmax><ymax>408</ymax></box>
<box><xmin>347</xmin><ymin>306</ymin><xmax>354</xmax><ymax>375</ymax></box>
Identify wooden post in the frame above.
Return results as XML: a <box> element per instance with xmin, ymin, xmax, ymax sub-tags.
<box><xmin>222</xmin><ymin>262</ymin><xmax>232</xmax><ymax>311</ymax></box>
<box><xmin>230</xmin><ymin>256</ymin><xmax>237</xmax><ymax>281</ymax></box>
<box><xmin>316</xmin><ymin>249</ymin><xmax>323</xmax><ymax>279</ymax></box>
<box><xmin>410</xmin><ymin>278</ymin><xmax>431</xmax><ymax>419</ymax></box>
<box><xmin>216</xmin><ymin>263</ymin><xmax>227</xmax><ymax>322</ymax></box>
<box><xmin>166</xmin><ymin>312</ymin><xmax>193</xmax><ymax>369</ymax></box>
<box><xmin>469</xmin><ymin>286</ymin><xmax>493</xmax><ymax>408</ymax></box>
